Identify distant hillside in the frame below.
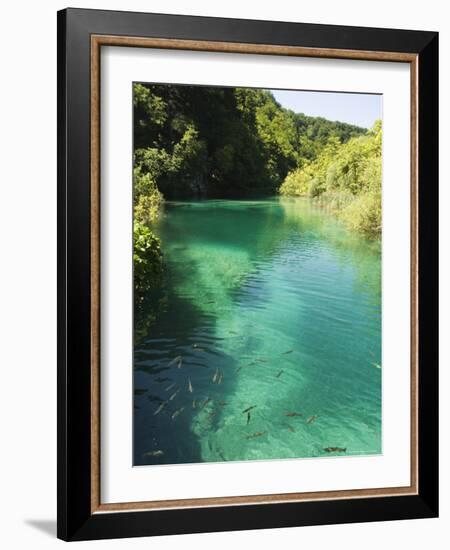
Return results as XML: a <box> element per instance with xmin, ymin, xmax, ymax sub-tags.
<box><xmin>133</xmin><ymin>83</ymin><xmax>366</xmax><ymax>199</ymax></box>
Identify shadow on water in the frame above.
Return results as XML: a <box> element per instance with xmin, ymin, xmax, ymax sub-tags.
<box><xmin>134</xmin><ymin>290</ymin><xmax>241</xmax><ymax>466</ymax></box>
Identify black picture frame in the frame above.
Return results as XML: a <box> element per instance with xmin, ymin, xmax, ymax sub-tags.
<box><xmin>57</xmin><ymin>7</ymin><xmax>438</xmax><ymax>541</ymax></box>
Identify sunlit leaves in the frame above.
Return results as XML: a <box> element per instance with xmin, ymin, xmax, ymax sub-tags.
<box><xmin>280</xmin><ymin>121</ymin><xmax>382</xmax><ymax>238</ymax></box>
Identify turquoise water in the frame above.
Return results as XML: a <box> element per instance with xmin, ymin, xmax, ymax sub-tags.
<box><xmin>133</xmin><ymin>197</ymin><xmax>381</xmax><ymax>466</ymax></box>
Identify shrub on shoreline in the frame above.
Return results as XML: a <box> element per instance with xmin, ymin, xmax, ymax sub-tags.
<box><xmin>280</xmin><ymin>121</ymin><xmax>382</xmax><ymax>239</ymax></box>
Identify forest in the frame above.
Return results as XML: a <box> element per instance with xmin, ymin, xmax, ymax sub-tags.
<box><xmin>133</xmin><ymin>83</ymin><xmax>382</xmax><ymax>299</ymax></box>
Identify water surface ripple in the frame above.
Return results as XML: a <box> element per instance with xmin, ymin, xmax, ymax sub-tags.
<box><xmin>134</xmin><ymin>198</ymin><xmax>381</xmax><ymax>465</ymax></box>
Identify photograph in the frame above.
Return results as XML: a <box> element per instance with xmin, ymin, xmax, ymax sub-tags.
<box><xmin>132</xmin><ymin>83</ymin><xmax>383</xmax><ymax>466</ymax></box>
<box><xmin>53</xmin><ymin>5</ymin><xmax>438</xmax><ymax>542</ymax></box>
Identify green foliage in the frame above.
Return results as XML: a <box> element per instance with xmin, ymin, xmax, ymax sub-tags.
<box><xmin>133</xmin><ymin>83</ymin><xmax>168</xmax><ymax>147</ymax></box>
<box><xmin>280</xmin><ymin>122</ymin><xmax>382</xmax><ymax>238</ymax></box>
<box><xmin>280</xmin><ymin>166</ymin><xmax>312</xmax><ymax>196</ymax></box>
<box><xmin>133</xmin><ymin>220</ymin><xmax>163</xmax><ymax>301</ymax></box>
<box><xmin>133</xmin><ymin>176</ymin><xmax>165</xmax><ymax>329</ymax></box>
<box><xmin>340</xmin><ymin>188</ymin><xmax>381</xmax><ymax>237</ymax></box>
<box><xmin>132</xmin><ymin>82</ymin><xmax>381</xmax><ymax>331</ymax></box>
<box><xmin>133</xmin><ymin>166</ymin><xmax>164</xmax><ymax>224</ymax></box>
<box><xmin>132</xmin><ymin>83</ymin><xmax>365</xmax><ymax>198</ymax></box>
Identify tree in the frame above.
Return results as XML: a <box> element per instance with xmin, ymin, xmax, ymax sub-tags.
<box><xmin>280</xmin><ymin>121</ymin><xmax>382</xmax><ymax>238</ymax></box>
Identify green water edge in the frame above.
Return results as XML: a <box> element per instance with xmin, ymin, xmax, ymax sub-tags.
<box><xmin>133</xmin><ymin>197</ymin><xmax>382</xmax><ymax>466</ymax></box>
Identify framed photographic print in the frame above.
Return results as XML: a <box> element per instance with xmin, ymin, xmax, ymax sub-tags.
<box><xmin>57</xmin><ymin>8</ymin><xmax>438</xmax><ymax>541</ymax></box>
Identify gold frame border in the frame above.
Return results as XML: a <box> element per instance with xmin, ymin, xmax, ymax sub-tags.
<box><xmin>90</xmin><ymin>35</ymin><xmax>419</xmax><ymax>514</ymax></box>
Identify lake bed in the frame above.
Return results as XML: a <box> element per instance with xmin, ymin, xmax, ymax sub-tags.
<box><xmin>133</xmin><ymin>197</ymin><xmax>382</xmax><ymax>466</ymax></box>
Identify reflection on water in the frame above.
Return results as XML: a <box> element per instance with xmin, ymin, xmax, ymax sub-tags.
<box><xmin>134</xmin><ymin>197</ymin><xmax>381</xmax><ymax>465</ymax></box>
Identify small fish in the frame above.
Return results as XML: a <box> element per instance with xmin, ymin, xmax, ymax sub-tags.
<box><xmin>372</xmin><ymin>362</ymin><xmax>381</xmax><ymax>369</ymax></box>
<box><xmin>143</xmin><ymin>450</ymin><xmax>164</xmax><ymax>457</ymax></box>
<box><xmin>255</xmin><ymin>357</ymin><xmax>268</xmax><ymax>363</ymax></box>
<box><xmin>155</xmin><ymin>377</ymin><xmax>170</xmax><ymax>383</ymax></box>
<box><xmin>246</xmin><ymin>431</ymin><xmax>266</xmax><ymax>440</ymax></box>
<box><xmin>217</xmin><ymin>371</ymin><xmax>223</xmax><ymax>384</ymax></box>
<box><xmin>282</xmin><ymin>349</ymin><xmax>294</xmax><ymax>355</ymax></box>
<box><xmin>242</xmin><ymin>405</ymin><xmax>257</xmax><ymax>414</ymax></box>
<box><xmin>153</xmin><ymin>401</ymin><xmax>167</xmax><ymax>416</ymax></box>
<box><xmin>188</xmin><ymin>378</ymin><xmax>193</xmax><ymax>393</ymax></box>
<box><xmin>168</xmin><ymin>355</ymin><xmax>182</xmax><ymax>367</ymax></box>
<box><xmin>323</xmin><ymin>447</ymin><xmax>347</xmax><ymax>453</ymax></box>
<box><xmin>218</xmin><ymin>401</ymin><xmax>227</xmax><ymax>406</ymax></box>
<box><xmin>192</xmin><ymin>399</ymin><xmax>196</xmax><ymax>409</ymax></box>
<box><xmin>194</xmin><ymin>347</ymin><xmax>206</xmax><ymax>352</ymax></box>
<box><xmin>287</xmin><ymin>424</ymin><xmax>295</xmax><ymax>433</ymax></box>
<box><xmin>275</xmin><ymin>370</ymin><xmax>284</xmax><ymax>378</ymax></box>
<box><xmin>246</xmin><ymin>412</ymin><xmax>251</xmax><ymax>425</ymax></box>
<box><xmin>229</xmin><ymin>330</ymin><xmax>238</xmax><ymax>335</ymax></box>
<box><xmin>285</xmin><ymin>412</ymin><xmax>302</xmax><ymax>417</ymax></box>
<box><xmin>235</xmin><ymin>366</ymin><xmax>243</xmax><ymax>373</ymax></box>
<box><xmin>201</xmin><ymin>397</ymin><xmax>211</xmax><ymax>409</ymax></box>
<box><xmin>147</xmin><ymin>394</ymin><xmax>163</xmax><ymax>403</ymax></box>
<box><xmin>176</xmin><ymin>357</ymin><xmax>183</xmax><ymax>368</ymax></box>
<box><xmin>171</xmin><ymin>407</ymin><xmax>184</xmax><ymax>420</ymax></box>
<box><xmin>165</xmin><ymin>382</ymin><xmax>176</xmax><ymax>391</ymax></box>
<box><xmin>212</xmin><ymin>368</ymin><xmax>219</xmax><ymax>383</ymax></box>
<box><xmin>218</xmin><ymin>451</ymin><xmax>226</xmax><ymax>461</ymax></box>
<box><xmin>169</xmin><ymin>389</ymin><xmax>180</xmax><ymax>401</ymax></box>
<box><xmin>306</xmin><ymin>415</ymin><xmax>318</xmax><ymax>424</ymax></box>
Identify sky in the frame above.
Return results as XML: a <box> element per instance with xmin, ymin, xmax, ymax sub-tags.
<box><xmin>271</xmin><ymin>89</ymin><xmax>382</xmax><ymax>129</ymax></box>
